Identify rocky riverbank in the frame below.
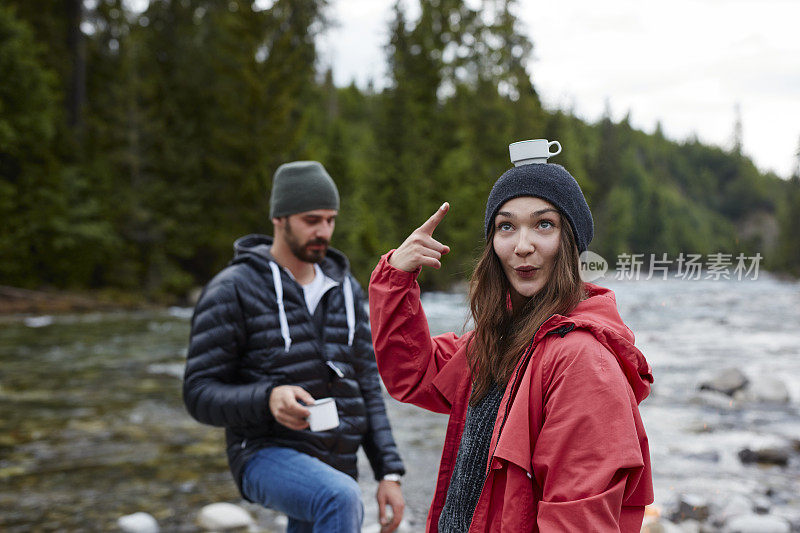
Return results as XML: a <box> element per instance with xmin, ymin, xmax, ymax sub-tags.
<box><xmin>2</xmin><ymin>275</ymin><xmax>799</xmax><ymax>531</ymax></box>
<box><xmin>0</xmin><ymin>285</ymin><xmax>153</xmax><ymax>315</ymax></box>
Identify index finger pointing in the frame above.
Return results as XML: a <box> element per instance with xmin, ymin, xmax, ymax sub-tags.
<box><xmin>418</xmin><ymin>202</ymin><xmax>449</xmax><ymax>236</ymax></box>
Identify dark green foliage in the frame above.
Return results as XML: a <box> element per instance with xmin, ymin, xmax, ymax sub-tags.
<box><xmin>774</xmin><ymin>142</ymin><xmax>800</xmax><ymax>275</ymax></box>
<box><xmin>0</xmin><ymin>5</ymin><xmax>115</xmax><ymax>287</ymax></box>
<box><xmin>1</xmin><ymin>0</ymin><xmax>797</xmax><ymax>298</ymax></box>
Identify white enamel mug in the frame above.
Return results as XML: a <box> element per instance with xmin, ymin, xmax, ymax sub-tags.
<box><xmin>307</xmin><ymin>397</ymin><xmax>339</xmax><ymax>432</ymax></box>
<box><xmin>509</xmin><ymin>139</ymin><xmax>562</xmax><ymax>166</ymax></box>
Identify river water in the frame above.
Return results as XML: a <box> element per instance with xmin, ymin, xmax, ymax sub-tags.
<box><xmin>1</xmin><ymin>275</ymin><xmax>799</xmax><ymax>531</ymax></box>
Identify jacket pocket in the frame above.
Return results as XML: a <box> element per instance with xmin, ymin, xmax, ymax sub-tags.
<box><xmin>479</xmin><ymin>457</ymin><xmax>537</xmax><ymax>532</ymax></box>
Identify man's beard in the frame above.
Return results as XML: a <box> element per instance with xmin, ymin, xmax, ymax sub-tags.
<box><xmin>284</xmin><ymin>220</ymin><xmax>329</xmax><ymax>263</ymax></box>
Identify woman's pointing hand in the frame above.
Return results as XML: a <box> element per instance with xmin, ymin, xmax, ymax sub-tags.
<box><xmin>388</xmin><ymin>202</ymin><xmax>451</xmax><ymax>272</ymax></box>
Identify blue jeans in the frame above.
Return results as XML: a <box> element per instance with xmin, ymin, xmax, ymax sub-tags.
<box><xmin>242</xmin><ymin>446</ymin><xmax>364</xmax><ymax>533</ymax></box>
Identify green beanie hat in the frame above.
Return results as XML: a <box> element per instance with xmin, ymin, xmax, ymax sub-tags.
<box><xmin>269</xmin><ymin>161</ymin><xmax>340</xmax><ymax>218</ymax></box>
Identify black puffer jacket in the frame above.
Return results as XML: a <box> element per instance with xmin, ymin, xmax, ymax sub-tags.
<box><xmin>183</xmin><ymin>234</ymin><xmax>404</xmax><ymax>498</ymax></box>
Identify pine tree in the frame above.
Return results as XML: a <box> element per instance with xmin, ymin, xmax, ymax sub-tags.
<box><xmin>120</xmin><ymin>0</ymin><xmax>328</xmax><ymax>294</ymax></box>
<box><xmin>589</xmin><ymin>105</ymin><xmax>623</xmax><ymax>206</ymax></box>
<box><xmin>0</xmin><ymin>6</ymin><xmax>64</xmax><ymax>286</ymax></box>
<box><xmin>775</xmin><ymin>139</ymin><xmax>800</xmax><ymax>274</ymax></box>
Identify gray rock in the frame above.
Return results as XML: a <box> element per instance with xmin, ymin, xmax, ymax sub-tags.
<box><xmin>690</xmin><ymin>390</ymin><xmax>739</xmax><ymax>410</ymax></box>
<box><xmin>770</xmin><ymin>505</ymin><xmax>800</xmax><ymax>532</ymax></box>
<box><xmin>167</xmin><ymin>306</ymin><xmax>194</xmax><ymax>320</ymax></box>
<box><xmin>197</xmin><ymin>502</ymin><xmax>255</xmax><ymax>531</ymax></box>
<box><xmin>715</xmin><ymin>494</ymin><xmax>754</xmax><ymax>523</ymax></box>
<box><xmin>739</xmin><ymin>376</ymin><xmax>791</xmax><ymax>404</ymax></box>
<box><xmin>724</xmin><ymin>513</ymin><xmax>790</xmax><ymax>533</ymax></box>
<box><xmin>699</xmin><ymin>368</ymin><xmax>748</xmax><ymax>396</ymax></box>
<box><xmin>671</xmin><ymin>494</ymin><xmax>711</xmax><ymax>522</ymax></box>
<box><xmin>753</xmin><ymin>495</ymin><xmax>772</xmax><ymax>514</ymax></box>
<box><xmin>178</xmin><ymin>481</ymin><xmax>197</xmax><ymax>493</ymax></box>
<box><xmin>117</xmin><ymin>512</ymin><xmax>159</xmax><ymax>533</ymax></box>
<box><xmin>764</xmin><ymin>486</ymin><xmax>793</xmax><ymax>505</ymax></box>
<box><xmin>684</xmin><ymin>450</ymin><xmax>721</xmax><ymax>463</ymax></box>
<box><xmin>685</xmin><ymin>419</ymin><xmax>716</xmax><ymax>434</ymax></box>
<box><xmin>23</xmin><ymin>315</ymin><xmax>54</xmax><ymax>328</ymax></box>
<box><xmin>146</xmin><ymin>363</ymin><xmax>184</xmax><ymax>379</ymax></box>
<box><xmin>738</xmin><ymin>447</ymin><xmax>791</xmax><ymax>466</ymax></box>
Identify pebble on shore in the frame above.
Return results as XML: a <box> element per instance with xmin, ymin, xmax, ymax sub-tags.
<box><xmin>669</xmin><ymin>494</ymin><xmax>710</xmax><ymax>523</ymax></box>
<box><xmin>117</xmin><ymin>512</ymin><xmax>159</xmax><ymax>533</ymax></box>
<box><xmin>723</xmin><ymin>513</ymin><xmax>791</xmax><ymax>533</ymax></box>
<box><xmin>197</xmin><ymin>502</ymin><xmax>256</xmax><ymax>531</ymax></box>
<box><xmin>647</xmin><ymin>489</ymin><xmax>800</xmax><ymax>533</ymax></box>
<box><xmin>697</xmin><ymin>368</ymin><xmax>795</xmax><ymax>407</ymax></box>
<box><xmin>734</xmin><ymin>376</ymin><xmax>791</xmax><ymax>404</ymax></box>
<box><xmin>699</xmin><ymin>368</ymin><xmax>749</xmax><ymax>396</ymax></box>
<box><xmin>738</xmin><ymin>446</ymin><xmax>791</xmax><ymax>467</ymax></box>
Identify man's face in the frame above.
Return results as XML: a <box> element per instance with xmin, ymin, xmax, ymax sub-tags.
<box><xmin>274</xmin><ymin>209</ymin><xmax>337</xmax><ymax>263</ymax></box>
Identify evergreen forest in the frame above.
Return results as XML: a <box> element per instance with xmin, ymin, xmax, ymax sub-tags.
<box><xmin>2</xmin><ymin>0</ymin><xmax>799</xmax><ymax>300</ymax></box>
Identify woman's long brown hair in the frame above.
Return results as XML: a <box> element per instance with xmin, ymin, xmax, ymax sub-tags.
<box><xmin>467</xmin><ymin>211</ymin><xmax>586</xmax><ymax>405</ymax></box>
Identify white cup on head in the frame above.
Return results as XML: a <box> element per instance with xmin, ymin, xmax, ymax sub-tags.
<box><xmin>509</xmin><ymin>139</ymin><xmax>562</xmax><ymax>166</ymax></box>
<box><xmin>307</xmin><ymin>397</ymin><xmax>339</xmax><ymax>432</ymax></box>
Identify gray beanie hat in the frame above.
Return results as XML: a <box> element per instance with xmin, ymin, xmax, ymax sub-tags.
<box><xmin>484</xmin><ymin>163</ymin><xmax>594</xmax><ymax>252</ymax></box>
<box><xmin>269</xmin><ymin>161</ymin><xmax>340</xmax><ymax>218</ymax></box>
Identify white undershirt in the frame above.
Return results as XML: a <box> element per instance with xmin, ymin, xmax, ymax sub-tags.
<box><xmin>300</xmin><ymin>263</ymin><xmax>338</xmax><ymax>314</ymax></box>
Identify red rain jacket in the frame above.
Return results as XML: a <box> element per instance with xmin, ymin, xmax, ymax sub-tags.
<box><xmin>369</xmin><ymin>253</ymin><xmax>654</xmax><ymax>532</ymax></box>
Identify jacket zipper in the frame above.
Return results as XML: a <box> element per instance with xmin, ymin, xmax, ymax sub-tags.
<box><xmin>284</xmin><ymin>272</ymin><xmax>341</xmax><ymax>374</ymax></box>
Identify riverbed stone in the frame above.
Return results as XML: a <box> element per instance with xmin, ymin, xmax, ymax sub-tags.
<box><xmin>715</xmin><ymin>494</ymin><xmax>754</xmax><ymax>523</ymax></box>
<box><xmin>737</xmin><ymin>376</ymin><xmax>791</xmax><ymax>404</ymax></box>
<box><xmin>197</xmin><ymin>503</ymin><xmax>255</xmax><ymax>531</ymax></box>
<box><xmin>117</xmin><ymin>512</ymin><xmax>159</xmax><ymax>533</ymax></box>
<box><xmin>738</xmin><ymin>446</ymin><xmax>791</xmax><ymax>466</ymax></box>
<box><xmin>699</xmin><ymin>368</ymin><xmax>748</xmax><ymax>396</ymax></box>
<box><xmin>23</xmin><ymin>315</ymin><xmax>54</xmax><ymax>328</ymax></box>
<box><xmin>684</xmin><ymin>450</ymin><xmax>721</xmax><ymax>463</ymax></box>
<box><xmin>677</xmin><ymin>519</ymin><xmax>702</xmax><ymax>533</ymax></box>
<box><xmin>771</xmin><ymin>505</ymin><xmax>800</xmax><ymax>532</ymax></box>
<box><xmin>753</xmin><ymin>495</ymin><xmax>773</xmax><ymax>514</ymax></box>
<box><xmin>690</xmin><ymin>390</ymin><xmax>740</xmax><ymax>410</ymax></box>
<box><xmin>723</xmin><ymin>513</ymin><xmax>790</xmax><ymax>533</ymax></box>
<box><xmin>670</xmin><ymin>494</ymin><xmax>711</xmax><ymax>522</ymax></box>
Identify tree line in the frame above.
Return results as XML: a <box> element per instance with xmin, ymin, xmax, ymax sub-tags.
<box><xmin>1</xmin><ymin>0</ymin><xmax>798</xmax><ymax>301</ymax></box>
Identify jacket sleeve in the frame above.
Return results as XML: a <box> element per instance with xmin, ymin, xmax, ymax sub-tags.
<box><xmin>349</xmin><ymin>276</ymin><xmax>406</xmax><ymax>480</ymax></box>
<box><xmin>183</xmin><ymin>277</ymin><xmax>278</xmax><ymax>428</ymax></box>
<box><xmin>368</xmin><ymin>252</ymin><xmax>466</xmax><ymax>414</ymax></box>
<box><xmin>532</xmin><ymin>335</ymin><xmax>647</xmax><ymax>531</ymax></box>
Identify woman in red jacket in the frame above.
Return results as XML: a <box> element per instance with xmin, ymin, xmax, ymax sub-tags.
<box><xmin>368</xmin><ymin>161</ymin><xmax>654</xmax><ymax>532</ymax></box>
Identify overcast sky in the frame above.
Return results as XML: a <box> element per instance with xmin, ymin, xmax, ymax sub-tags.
<box><xmin>318</xmin><ymin>0</ymin><xmax>800</xmax><ymax>178</ymax></box>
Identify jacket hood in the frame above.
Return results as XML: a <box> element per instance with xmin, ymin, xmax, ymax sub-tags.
<box><xmin>230</xmin><ymin>233</ymin><xmax>351</xmax><ymax>282</ymax></box>
<box><xmin>536</xmin><ymin>282</ymin><xmax>653</xmax><ymax>403</ymax></box>
<box><xmin>229</xmin><ymin>234</ymin><xmax>357</xmax><ymax>353</ymax></box>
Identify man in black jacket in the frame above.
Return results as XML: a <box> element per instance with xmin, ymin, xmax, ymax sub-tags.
<box><xmin>184</xmin><ymin>161</ymin><xmax>405</xmax><ymax>532</ymax></box>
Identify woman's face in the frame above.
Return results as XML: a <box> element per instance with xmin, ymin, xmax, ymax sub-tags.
<box><xmin>492</xmin><ymin>196</ymin><xmax>562</xmax><ymax>307</ymax></box>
